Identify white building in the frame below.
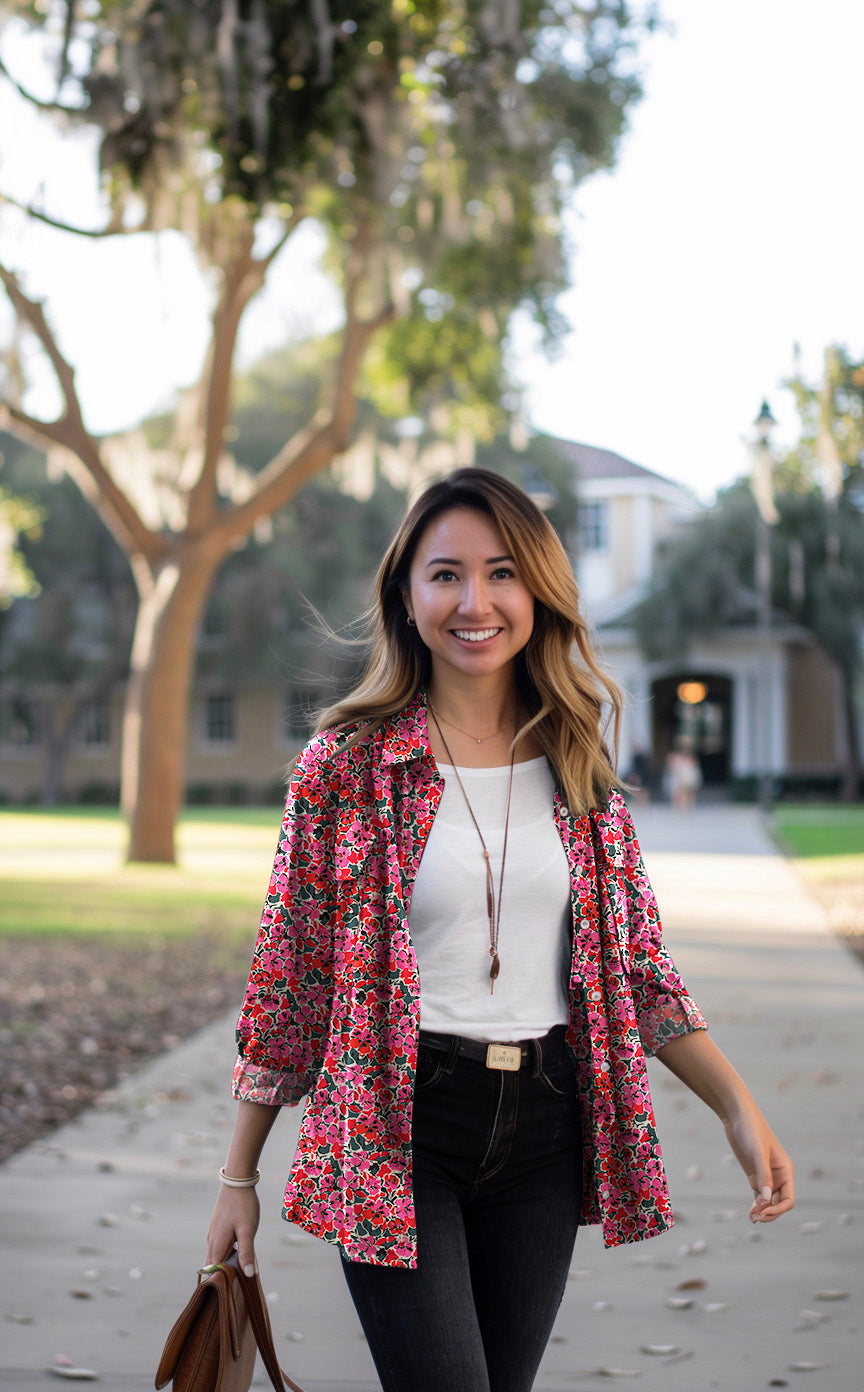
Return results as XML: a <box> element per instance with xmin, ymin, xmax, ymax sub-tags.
<box><xmin>557</xmin><ymin>439</ymin><xmax>848</xmax><ymax>796</ymax></box>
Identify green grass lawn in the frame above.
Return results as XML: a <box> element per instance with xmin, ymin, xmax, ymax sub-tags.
<box><xmin>0</xmin><ymin>807</ymin><xmax>280</xmax><ymax>937</ymax></box>
<box><xmin>771</xmin><ymin>804</ymin><xmax>864</xmax><ymax>942</ymax></box>
<box><xmin>771</xmin><ymin>804</ymin><xmax>864</xmax><ymax>862</ymax></box>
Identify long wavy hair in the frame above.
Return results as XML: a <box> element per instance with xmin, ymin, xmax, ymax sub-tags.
<box><xmin>315</xmin><ymin>467</ymin><xmax>623</xmax><ymax>812</ymax></box>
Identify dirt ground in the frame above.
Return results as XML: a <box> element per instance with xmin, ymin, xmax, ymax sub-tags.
<box><xmin>0</xmin><ymin>933</ymin><xmax>252</xmax><ymax>1162</ymax></box>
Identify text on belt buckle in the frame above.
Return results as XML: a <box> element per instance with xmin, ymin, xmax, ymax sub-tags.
<box><xmin>486</xmin><ymin>1043</ymin><xmax>522</xmax><ymax>1071</ymax></box>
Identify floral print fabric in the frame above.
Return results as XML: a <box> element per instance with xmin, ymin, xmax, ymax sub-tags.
<box><xmin>233</xmin><ymin>692</ymin><xmax>707</xmax><ymax>1267</ymax></box>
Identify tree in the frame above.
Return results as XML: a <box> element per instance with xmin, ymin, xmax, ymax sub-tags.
<box><xmin>634</xmin><ymin>348</ymin><xmax>864</xmax><ymax>800</ymax></box>
<box><xmin>0</xmin><ymin>1</ymin><xmax>650</xmax><ymax>860</ymax></box>
<box><xmin>0</xmin><ymin>438</ymin><xmax>136</xmax><ymax>803</ymax></box>
<box><xmin>0</xmin><ymin>470</ymin><xmax>42</xmax><ymax>609</ymax></box>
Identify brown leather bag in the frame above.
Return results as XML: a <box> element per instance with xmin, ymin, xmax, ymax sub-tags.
<box><xmin>155</xmin><ymin>1252</ymin><xmax>305</xmax><ymax>1392</ymax></box>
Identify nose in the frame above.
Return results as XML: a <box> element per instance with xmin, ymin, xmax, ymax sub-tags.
<box><xmin>457</xmin><ymin>573</ymin><xmax>493</xmax><ymax>616</ymax></box>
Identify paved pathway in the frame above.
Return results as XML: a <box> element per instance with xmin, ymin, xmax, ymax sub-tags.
<box><xmin>1</xmin><ymin>805</ymin><xmax>861</xmax><ymax>1390</ymax></box>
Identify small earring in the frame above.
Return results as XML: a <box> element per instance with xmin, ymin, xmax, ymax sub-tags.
<box><xmin>406</xmin><ymin>615</ymin><xmax>416</xmax><ymax>627</ymax></box>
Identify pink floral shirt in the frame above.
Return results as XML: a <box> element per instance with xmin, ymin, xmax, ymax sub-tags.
<box><xmin>233</xmin><ymin>693</ymin><xmax>707</xmax><ymax>1267</ymax></box>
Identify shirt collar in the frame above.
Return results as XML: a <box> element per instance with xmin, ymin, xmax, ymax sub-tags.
<box><xmin>379</xmin><ymin>689</ymin><xmax>435</xmax><ymax>767</ymax></box>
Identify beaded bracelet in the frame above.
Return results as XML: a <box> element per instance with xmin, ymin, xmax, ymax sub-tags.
<box><xmin>219</xmin><ymin>1166</ymin><xmax>261</xmax><ymax>1188</ymax></box>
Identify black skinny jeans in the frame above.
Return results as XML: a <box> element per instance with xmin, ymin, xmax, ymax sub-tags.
<box><xmin>340</xmin><ymin>1025</ymin><xmax>583</xmax><ymax>1392</ymax></box>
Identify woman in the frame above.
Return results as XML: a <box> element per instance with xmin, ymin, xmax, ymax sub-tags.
<box><xmin>207</xmin><ymin>469</ymin><xmax>793</xmax><ymax>1392</ymax></box>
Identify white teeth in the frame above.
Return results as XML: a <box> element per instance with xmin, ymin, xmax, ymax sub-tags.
<box><xmin>453</xmin><ymin>629</ymin><xmax>500</xmax><ymax>642</ymax></box>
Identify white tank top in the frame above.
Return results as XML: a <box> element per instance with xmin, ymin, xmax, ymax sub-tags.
<box><xmin>407</xmin><ymin>756</ymin><xmax>572</xmax><ymax>1041</ymax></box>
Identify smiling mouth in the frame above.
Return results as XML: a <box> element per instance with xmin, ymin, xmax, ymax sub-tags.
<box><xmin>451</xmin><ymin>628</ymin><xmax>502</xmax><ymax>643</ymax></box>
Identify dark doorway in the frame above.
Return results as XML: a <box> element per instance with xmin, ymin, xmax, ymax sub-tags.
<box><xmin>651</xmin><ymin>673</ymin><xmax>733</xmax><ymax>786</ymax></box>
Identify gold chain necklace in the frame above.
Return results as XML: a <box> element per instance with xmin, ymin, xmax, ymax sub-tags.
<box><xmin>429</xmin><ymin>707</ymin><xmax>515</xmax><ymax>993</ymax></box>
<box><xmin>434</xmin><ymin>709</ymin><xmax>517</xmax><ymax>745</ymax></box>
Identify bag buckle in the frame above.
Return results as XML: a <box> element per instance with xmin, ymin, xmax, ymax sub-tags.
<box><xmin>486</xmin><ymin>1043</ymin><xmax>522</xmax><ymax>1071</ymax></box>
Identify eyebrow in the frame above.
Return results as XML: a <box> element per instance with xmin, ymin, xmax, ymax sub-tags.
<box><xmin>424</xmin><ymin>554</ymin><xmax>514</xmax><ymax>567</ymax></box>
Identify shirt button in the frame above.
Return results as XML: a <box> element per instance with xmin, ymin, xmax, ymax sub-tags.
<box><xmin>561</xmin><ymin>805</ymin><xmax>569</xmax><ymax>817</ymax></box>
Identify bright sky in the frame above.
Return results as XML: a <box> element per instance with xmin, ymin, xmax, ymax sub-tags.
<box><xmin>1</xmin><ymin>0</ymin><xmax>862</xmax><ymax>502</ymax></box>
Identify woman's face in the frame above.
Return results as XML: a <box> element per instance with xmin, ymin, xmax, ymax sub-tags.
<box><xmin>404</xmin><ymin>507</ymin><xmax>535</xmax><ymax>690</ymax></box>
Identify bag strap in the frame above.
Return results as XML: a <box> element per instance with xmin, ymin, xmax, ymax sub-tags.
<box><xmin>230</xmin><ymin>1257</ymin><xmax>306</xmax><ymax>1392</ymax></box>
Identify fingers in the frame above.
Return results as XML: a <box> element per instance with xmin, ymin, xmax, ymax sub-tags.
<box><xmin>749</xmin><ymin>1191</ymin><xmax>794</xmax><ymax>1222</ymax></box>
<box><xmin>206</xmin><ymin>1187</ymin><xmax>260</xmax><ymax>1272</ymax></box>
<box><xmin>205</xmin><ymin>1226</ymin><xmax>258</xmax><ymax>1271</ymax></box>
<box><xmin>748</xmin><ymin>1159</ymin><xmax>795</xmax><ymax>1223</ymax></box>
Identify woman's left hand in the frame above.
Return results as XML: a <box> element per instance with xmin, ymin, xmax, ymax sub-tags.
<box><xmin>723</xmin><ymin>1105</ymin><xmax>795</xmax><ymax>1222</ymax></box>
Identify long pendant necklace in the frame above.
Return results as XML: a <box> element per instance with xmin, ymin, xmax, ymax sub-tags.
<box><xmin>429</xmin><ymin>707</ymin><xmax>515</xmax><ymax>993</ymax></box>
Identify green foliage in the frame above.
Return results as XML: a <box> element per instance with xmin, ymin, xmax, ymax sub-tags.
<box><xmin>0</xmin><ymin>439</ymin><xmax>134</xmax><ymax>683</ymax></box>
<box><xmin>636</xmin><ymin>344</ymin><xmax>864</xmax><ymax>686</ymax></box>
<box><xmin>783</xmin><ymin>344</ymin><xmax>864</xmax><ymax>494</ymax></box>
<box><xmin>4</xmin><ymin>0</ymin><xmax>649</xmax><ymax>429</ymax></box>
<box><xmin>0</xmin><ymin>469</ymin><xmax>43</xmax><ymax>607</ymax></box>
<box><xmin>632</xmin><ymin>483</ymin><xmax>762</xmax><ymax>662</ymax></box>
<box><xmin>773</xmin><ymin>487</ymin><xmax>864</xmax><ymax>672</ymax></box>
<box><xmin>634</xmin><ymin>478</ymin><xmax>864</xmax><ymax>673</ymax></box>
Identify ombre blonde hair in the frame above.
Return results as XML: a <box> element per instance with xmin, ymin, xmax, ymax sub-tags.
<box><xmin>315</xmin><ymin>468</ymin><xmax>623</xmax><ymax>813</ymax></box>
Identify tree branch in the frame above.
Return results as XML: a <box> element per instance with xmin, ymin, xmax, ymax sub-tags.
<box><xmin>0</xmin><ymin>53</ymin><xmax>86</xmax><ymax>115</ymax></box>
<box><xmin>0</xmin><ymin>402</ymin><xmax>69</xmax><ymax>452</ymax></box>
<box><xmin>256</xmin><ymin>212</ymin><xmax>305</xmax><ymax>273</ymax></box>
<box><xmin>0</xmin><ymin>260</ymin><xmax>165</xmax><ymax>562</ymax></box>
<box><xmin>212</xmin><ymin>295</ymin><xmax>395</xmax><ymax>549</ymax></box>
<box><xmin>185</xmin><ymin>211</ymin><xmax>305</xmax><ymax>533</ymax></box>
<box><xmin>0</xmin><ymin>190</ymin><xmax>131</xmax><ymax>238</ymax></box>
<box><xmin>186</xmin><ymin>232</ymin><xmax>262</xmax><ymax>533</ymax></box>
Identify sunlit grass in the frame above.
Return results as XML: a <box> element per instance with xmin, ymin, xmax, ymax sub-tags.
<box><xmin>771</xmin><ymin>805</ymin><xmax>864</xmax><ymax>940</ymax></box>
<box><xmin>0</xmin><ymin>808</ymin><xmax>280</xmax><ymax>937</ymax></box>
<box><xmin>768</xmin><ymin>807</ymin><xmax>862</xmax><ymax>868</ymax></box>
<box><xmin>771</xmin><ymin>804</ymin><xmax>864</xmax><ymax>861</ymax></box>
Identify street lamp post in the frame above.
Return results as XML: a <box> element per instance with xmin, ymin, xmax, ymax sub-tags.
<box><xmin>751</xmin><ymin>400</ymin><xmax>778</xmax><ymax>813</ymax></box>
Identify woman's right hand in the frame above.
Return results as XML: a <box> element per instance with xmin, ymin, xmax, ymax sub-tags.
<box><xmin>205</xmin><ymin>1183</ymin><xmax>260</xmax><ymax>1276</ymax></box>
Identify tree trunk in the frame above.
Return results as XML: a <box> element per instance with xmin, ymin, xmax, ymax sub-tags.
<box><xmin>40</xmin><ymin>712</ymin><xmax>74</xmax><ymax>807</ymax></box>
<box><xmin>838</xmin><ymin>661</ymin><xmax>862</xmax><ymax>802</ymax></box>
<box><xmin>122</xmin><ymin>545</ymin><xmax>222</xmax><ymax>863</ymax></box>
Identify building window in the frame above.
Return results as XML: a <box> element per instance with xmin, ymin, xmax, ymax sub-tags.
<box><xmin>0</xmin><ymin>697</ymin><xmax>39</xmax><ymax>750</ymax></box>
<box><xmin>201</xmin><ymin>597</ymin><xmax>228</xmax><ymax>643</ymax></box>
<box><xmin>205</xmin><ymin>692</ymin><xmax>236</xmax><ymax>744</ymax></box>
<box><xmin>580</xmin><ymin>500</ymin><xmax>609</xmax><ymax>553</ymax></box>
<box><xmin>581</xmin><ymin>500</ymin><xmax>609</xmax><ymax>552</ymax></box>
<box><xmin>79</xmin><ymin>699</ymin><xmax>111</xmax><ymax>747</ymax></box>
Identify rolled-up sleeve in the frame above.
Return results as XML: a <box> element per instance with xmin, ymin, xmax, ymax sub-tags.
<box><xmin>615</xmin><ymin>795</ymin><xmax>707</xmax><ymax>1056</ymax></box>
<box><xmin>232</xmin><ymin>739</ymin><xmax>338</xmax><ymax>1107</ymax></box>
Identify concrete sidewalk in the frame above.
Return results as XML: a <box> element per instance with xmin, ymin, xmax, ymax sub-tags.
<box><xmin>1</xmin><ymin>805</ymin><xmax>862</xmax><ymax>1390</ymax></box>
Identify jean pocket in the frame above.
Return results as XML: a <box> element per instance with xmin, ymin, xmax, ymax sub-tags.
<box><xmin>537</xmin><ymin>1053</ymin><xmax>579</xmax><ymax>1098</ymax></box>
<box><xmin>414</xmin><ymin>1044</ymin><xmax>447</xmax><ymax>1093</ymax></box>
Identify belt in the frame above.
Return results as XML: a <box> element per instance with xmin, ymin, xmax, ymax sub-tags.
<box><xmin>419</xmin><ymin>1025</ymin><xmax>565</xmax><ymax>1073</ymax></box>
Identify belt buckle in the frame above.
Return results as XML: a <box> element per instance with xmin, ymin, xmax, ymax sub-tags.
<box><xmin>486</xmin><ymin>1042</ymin><xmax>522</xmax><ymax>1071</ymax></box>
